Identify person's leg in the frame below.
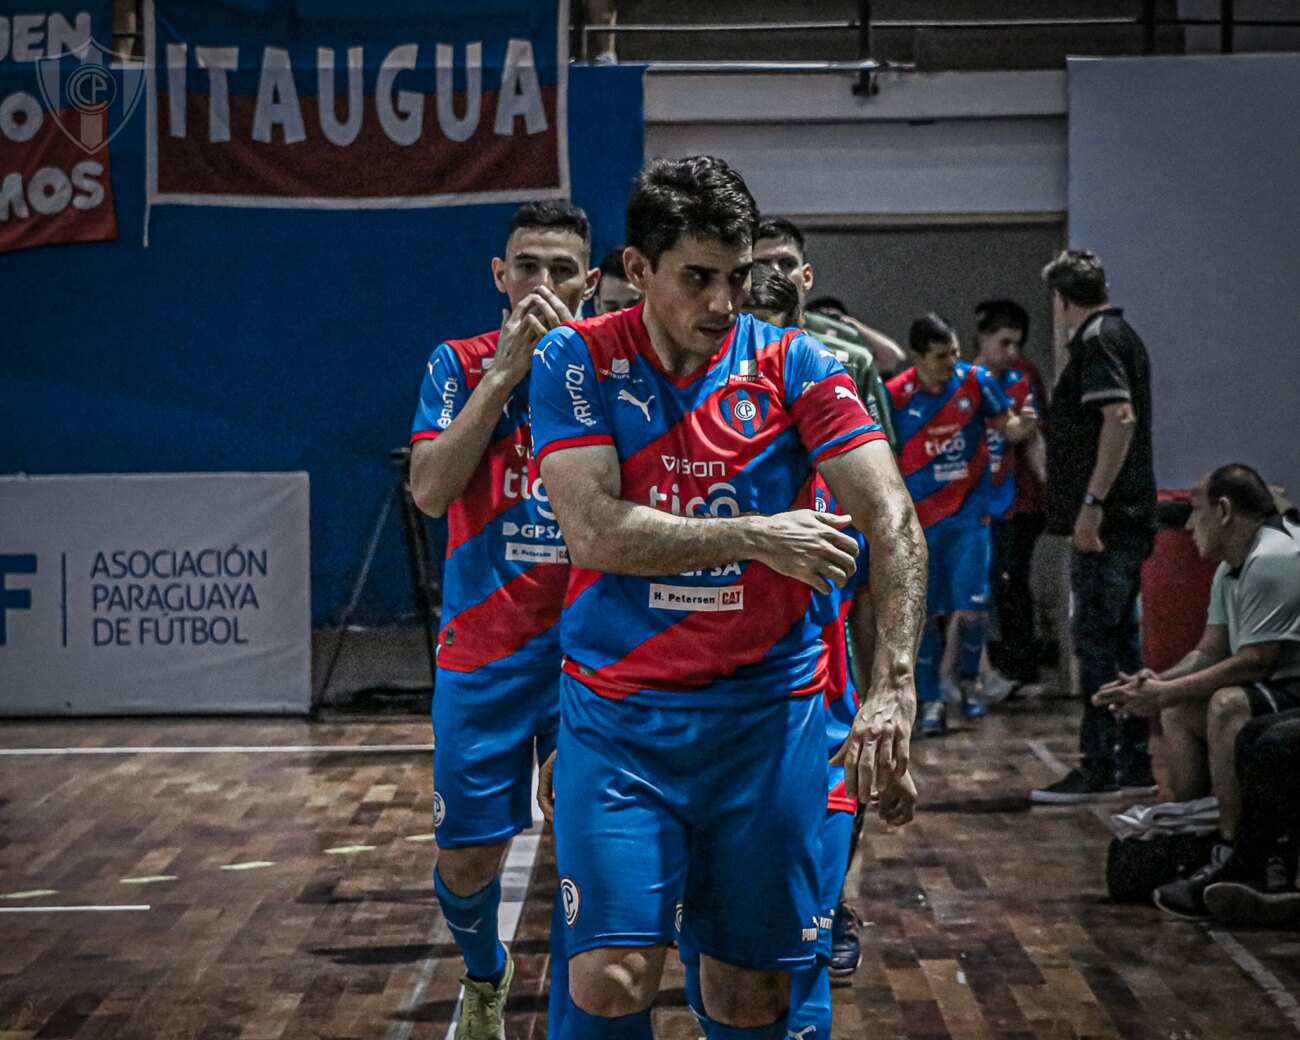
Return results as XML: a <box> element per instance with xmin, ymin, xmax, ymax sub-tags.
<box><xmin>686</xmin><ymin>694</ymin><xmax>825</xmax><ymax>1036</ymax></box>
<box><xmin>553</xmin><ymin>677</ymin><xmax>690</xmax><ymax>1034</ymax></box>
<box><xmin>432</xmin><ymin>666</ymin><xmax>544</xmax><ymax>990</ymax></box>
<box><xmin>917</xmin><ymin>523</ymin><xmax>948</xmax><ymax>724</ymax></box>
<box><xmin>1159</xmin><ymin>702</ymin><xmax>1212</xmax><ymax>801</ymax></box>
<box><xmin>998</xmin><ymin>513</ymin><xmax>1045</xmax><ymax>681</ymax></box>
<box><xmin>916</xmin><ymin>618</ymin><xmax>944</xmax><ymax>705</ymax></box>
<box><xmin>1207</xmin><ymin>686</ymin><xmax>1259</xmax><ymax>841</ymax></box>
<box><xmin>789</xmin><ymin>810</ymin><xmax>853</xmax><ymax>1035</ymax></box>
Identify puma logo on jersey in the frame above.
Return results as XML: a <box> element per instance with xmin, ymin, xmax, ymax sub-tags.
<box><xmin>618</xmin><ymin>389</ymin><xmax>655</xmax><ymax>421</ymax></box>
<box><xmin>834</xmin><ymin>386</ymin><xmax>856</xmax><ymax>401</ymax></box>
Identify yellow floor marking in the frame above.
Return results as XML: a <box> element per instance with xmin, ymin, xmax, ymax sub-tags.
<box><xmin>403</xmin><ymin>833</ymin><xmax>437</xmax><ymax>843</ymax></box>
<box><xmin>120</xmin><ymin>875</ymin><xmax>178</xmax><ymax>885</ymax></box>
<box><xmin>324</xmin><ymin>845</ymin><xmax>375</xmax><ymax>855</ymax></box>
<box><xmin>220</xmin><ymin>861</ymin><xmax>276</xmax><ymax>871</ymax></box>
<box><xmin>2</xmin><ymin>889</ymin><xmax>58</xmax><ymax>899</ymax></box>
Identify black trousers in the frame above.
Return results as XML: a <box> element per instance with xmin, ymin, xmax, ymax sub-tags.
<box><xmin>990</xmin><ymin>512</ymin><xmax>1046</xmax><ymax>681</ymax></box>
<box><xmin>1233</xmin><ymin>708</ymin><xmax>1300</xmax><ymax>876</ymax></box>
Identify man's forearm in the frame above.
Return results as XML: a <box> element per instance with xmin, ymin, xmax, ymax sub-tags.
<box><xmin>1157</xmin><ymin>652</ymin><xmax>1273</xmax><ymax>706</ymax></box>
<box><xmin>1087</xmin><ymin>411</ymin><xmax>1134</xmax><ymax>499</ymax></box>
<box><xmin>566</xmin><ymin>496</ymin><xmax>766</xmax><ymax>576</ymax></box>
<box><xmin>1159</xmin><ymin>648</ymin><xmax>1214</xmax><ymax>683</ymax></box>
<box><xmin>410</xmin><ymin>375</ymin><xmax>515</xmax><ymax>517</ymax></box>
<box><xmin>867</xmin><ymin>506</ymin><xmax>927</xmax><ymax>685</ymax></box>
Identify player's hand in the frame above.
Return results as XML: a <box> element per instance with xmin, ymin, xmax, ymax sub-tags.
<box><xmin>1093</xmin><ymin>675</ymin><xmax>1165</xmax><ymax>717</ymax></box>
<box><xmin>1096</xmin><ymin>668</ymin><xmax>1156</xmax><ymax>698</ymax></box>
<box><xmin>1018</xmin><ymin>397</ymin><xmax>1040</xmax><ymax>428</ymax></box>
<box><xmin>875</xmin><ymin>770</ymin><xmax>918</xmax><ymax>827</ymax></box>
<box><xmin>1072</xmin><ymin>507</ymin><xmax>1105</xmax><ymax>554</ymax></box>
<box><xmin>495</xmin><ymin>292</ymin><xmax>565</xmax><ymax>388</ymax></box>
<box><xmin>832</xmin><ymin>675</ymin><xmax>916</xmax><ymax>805</ymax></box>
<box><xmin>537</xmin><ymin>750</ymin><xmax>557</xmax><ymax>822</ymax></box>
<box><xmin>754</xmin><ymin>510</ymin><xmax>859</xmax><ymax>594</ymax></box>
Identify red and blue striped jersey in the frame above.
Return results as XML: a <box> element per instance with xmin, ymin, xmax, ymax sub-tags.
<box><xmin>887</xmin><ymin>361</ymin><xmax>1010</xmax><ymax>529</ymax></box>
<box><xmin>530</xmin><ymin>305</ymin><xmax>886</xmax><ymax>707</ymax></box>
<box><xmin>411</xmin><ymin>330</ymin><xmax>568</xmax><ymax>673</ymax></box>
<box><xmin>810</xmin><ymin>478</ymin><xmax>867</xmax><ymax>812</ymax></box>
<box><xmin>984</xmin><ymin>367</ymin><xmax>1040</xmax><ymax>520</ymax></box>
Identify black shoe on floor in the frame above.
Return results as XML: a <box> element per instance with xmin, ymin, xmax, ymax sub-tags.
<box><xmin>1204</xmin><ymin>854</ymin><xmax>1300</xmax><ymax>926</ymax></box>
<box><xmin>828</xmin><ymin>901</ymin><xmax>862</xmax><ymax>977</ymax></box>
<box><xmin>1153</xmin><ymin>845</ymin><xmax>1232</xmax><ymax>920</ymax></box>
<box><xmin>1117</xmin><ymin>763</ymin><xmax>1159</xmax><ymax>799</ymax></box>
<box><xmin>1030</xmin><ymin>767</ymin><xmax>1121</xmax><ymax>805</ymax></box>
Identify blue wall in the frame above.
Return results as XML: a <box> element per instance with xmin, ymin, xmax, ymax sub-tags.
<box><xmin>1</xmin><ymin>64</ymin><xmax>645</xmax><ymax>623</ymax></box>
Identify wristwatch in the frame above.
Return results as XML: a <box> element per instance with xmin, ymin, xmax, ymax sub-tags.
<box><xmin>1083</xmin><ymin>491</ymin><xmax>1107</xmax><ymax>508</ymax></box>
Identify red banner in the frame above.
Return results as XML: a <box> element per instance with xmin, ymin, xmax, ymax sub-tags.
<box><xmin>0</xmin><ymin>101</ymin><xmax>117</xmax><ymax>253</ymax></box>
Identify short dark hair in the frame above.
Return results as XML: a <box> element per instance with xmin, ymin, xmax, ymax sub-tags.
<box><xmin>807</xmin><ymin>295</ymin><xmax>847</xmax><ymax>316</ymax></box>
<box><xmin>754</xmin><ymin>216</ymin><xmax>806</xmax><ymax>254</ymax></box>
<box><xmin>746</xmin><ymin>262</ymin><xmax>801</xmax><ymax>323</ymax></box>
<box><xmin>1042</xmin><ymin>249</ymin><xmax>1109</xmax><ymax>307</ymax></box>
<box><xmin>975</xmin><ymin>298</ymin><xmax>1030</xmax><ymax>338</ymax></box>
<box><xmin>626</xmin><ymin>156</ymin><xmax>758</xmax><ymax>268</ymax></box>
<box><xmin>509</xmin><ymin>200</ymin><xmax>591</xmax><ymax>249</ymax></box>
<box><xmin>1206</xmin><ymin>463</ymin><xmax>1279</xmax><ymax>521</ymax></box>
<box><xmin>909</xmin><ymin>312</ymin><xmax>956</xmax><ymax>355</ymax></box>
<box><xmin>598</xmin><ymin>246</ymin><xmax>628</xmax><ymax>280</ymax></box>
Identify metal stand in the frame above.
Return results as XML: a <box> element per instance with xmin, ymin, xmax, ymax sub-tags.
<box><xmin>315</xmin><ymin>448</ymin><xmax>439</xmax><ymax>704</ymax></box>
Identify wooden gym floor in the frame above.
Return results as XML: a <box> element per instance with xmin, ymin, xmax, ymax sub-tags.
<box><xmin>1</xmin><ymin>700</ymin><xmax>1298</xmax><ymax>1040</ymax></box>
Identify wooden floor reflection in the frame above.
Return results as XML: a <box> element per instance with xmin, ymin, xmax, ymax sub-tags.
<box><xmin>1</xmin><ymin>702</ymin><xmax>1297</xmax><ymax>1039</ymax></box>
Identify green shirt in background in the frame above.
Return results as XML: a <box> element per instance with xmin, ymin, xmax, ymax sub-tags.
<box><xmin>802</xmin><ymin>310</ymin><xmax>897</xmax><ymax>450</ymax></box>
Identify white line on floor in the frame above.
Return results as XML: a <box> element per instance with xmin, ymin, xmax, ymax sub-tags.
<box><xmin>0</xmin><ymin>905</ymin><xmax>151</xmax><ymax>913</ymax></box>
<box><xmin>1206</xmin><ymin>927</ymin><xmax>1300</xmax><ymax>1033</ymax></box>
<box><xmin>1026</xmin><ymin>739</ymin><xmax>1070</xmax><ymax>777</ymax></box>
<box><xmin>0</xmin><ymin>743</ymin><xmax>434</xmax><ymax>757</ymax></box>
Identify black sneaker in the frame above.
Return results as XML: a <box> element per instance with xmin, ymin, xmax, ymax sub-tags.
<box><xmin>1152</xmin><ymin>844</ymin><xmax>1232</xmax><ymax>920</ymax></box>
<box><xmin>1204</xmin><ymin>854</ymin><xmax>1300</xmax><ymax>926</ymax></box>
<box><xmin>1030</xmin><ymin>768</ymin><xmax>1122</xmax><ymax>805</ymax></box>
<box><xmin>828</xmin><ymin>901</ymin><xmax>861</xmax><ymax>977</ymax></box>
<box><xmin>1117</xmin><ymin>764</ymin><xmax>1159</xmax><ymax>799</ymax></box>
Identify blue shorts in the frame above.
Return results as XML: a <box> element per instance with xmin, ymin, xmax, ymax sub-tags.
<box><xmin>925</xmin><ymin>518</ymin><xmax>992</xmax><ymax>615</ymax></box>
<box><xmin>431</xmin><ymin>663</ymin><xmax>560</xmax><ymax>848</ymax></box>
<box><xmin>815</xmin><ymin>810</ymin><xmax>855</xmax><ymax>960</ymax></box>
<box><xmin>555</xmin><ymin>675</ymin><xmax>825</xmax><ymax>970</ymax></box>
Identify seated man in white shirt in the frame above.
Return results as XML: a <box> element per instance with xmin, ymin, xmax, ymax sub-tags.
<box><xmin>1095</xmin><ymin>464</ymin><xmax>1300</xmax><ymax>916</ymax></box>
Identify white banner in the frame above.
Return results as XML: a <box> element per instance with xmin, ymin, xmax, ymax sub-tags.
<box><xmin>0</xmin><ymin>472</ymin><xmax>310</xmax><ymax>715</ymax></box>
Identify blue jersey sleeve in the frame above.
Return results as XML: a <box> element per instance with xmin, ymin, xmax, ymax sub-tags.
<box><xmin>412</xmin><ymin>342</ymin><xmax>468</xmax><ymax>438</ymax></box>
<box><xmin>530</xmin><ymin>325</ymin><xmax>615</xmax><ymax>464</ymax></box>
<box><xmin>975</xmin><ymin>364</ymin><xmax>1012</xmax><ymax>419</ymax></box>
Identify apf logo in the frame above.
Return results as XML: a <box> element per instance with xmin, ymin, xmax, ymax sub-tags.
<box><xmin>720</xmin><ymin>387</ymin><xmax>769</xmax><ymax>438</ymax></box>
<box><xmin>36</xmin><ymin>38</ymin><xmax>145</xmax><ymax>154</ymax></box>
<box><xmin>560</xmin><ymin>876</ymin><xmax>581</xmax><ymax>926</ymax></box>
<box><xmin>0</xmin><ymin>554</ymin><xmax>37</xmax><ymax>646</ymax></box>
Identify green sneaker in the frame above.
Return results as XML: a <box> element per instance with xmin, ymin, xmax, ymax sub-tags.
<box><xmin>456</xmin><ymin>947</ymin><xmax>513</xmax><ymax>1040</ymax></box>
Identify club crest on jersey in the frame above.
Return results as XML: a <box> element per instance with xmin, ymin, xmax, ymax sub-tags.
<box><xmin>720</xmin><ymin>387</ymin><xmax>770</xmax><ymax>437</ymax></box>
<box><xmin>433</xmin><ymin>792</ymin><xmax>446</xmax><ymax>829</ymax></box>
<box><xmin>560</xmin><ymin>877</ymin><xmax>581</xmax><ymax>927</ymax></box>
<box><xmin>957</xmin><ymin>395</ymin><xmax>972</xmax><ymax>411</ymax></box>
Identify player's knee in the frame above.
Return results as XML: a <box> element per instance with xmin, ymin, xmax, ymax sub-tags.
<box><xmin>1207</xmin><ymin>686</ymin><xmax>1251</xmax><ymax>733</ymax></box>
<box><xmin>699</xmin><ymin>959</ymin><xmax>789</xmax><ymax>1028</ymax></box>
<box><xmin>569</xmin><ymin>947</ymin><xmax>662</xmax><ymax>1017</ymax></box>
<box><xmin>434</xmin><ymin>842</ymin><xmax>507</xmax><ymax>896</ymax></box>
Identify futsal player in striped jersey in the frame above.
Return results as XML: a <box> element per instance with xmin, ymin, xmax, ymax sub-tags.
<box><xmin>887</xmin><ymin>314</ymin><xmax>1038</xmax><ymax>734</ymax></box>
<box><xmin>530</xmin><ymin>156</ymin><xmax>927</xmax><ymax>1040</ymax></box>
<box><xmin>408</xmin><ymin>201</ymin><xmax>599</xmax><ymax>1040</ymax></box>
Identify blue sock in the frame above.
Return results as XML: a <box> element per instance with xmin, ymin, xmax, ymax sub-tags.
<box><xmin>958</xmin><ymin>612</ymin><xmax>987</xmax><ymax>680</ymax></box>
<box><xmin>558</xmin><ymin>1002</ymin><xmax>653</xmax><ymax>1040</ymax></box>
<box><xmin>548</xmin><ymin>889</ymin><xmax>572</xmax><ymax>1038</ymax></box>
<box><xmin>788</xmin><ymin>961</ymin><xmax>831</xmax><ymax>1039</ymax></box>
<box><xmin>916</xmin><ymin>620</ymin><xmax>942</xmax><ymax>704</ymax></box>
<box><xmin>433</xmin><ymin>869</ymin><xmax>506</xmax><ymax>983</ymax></box>
<box><xmin>704</xmin><ymin>1015</ymin><xmax>789</xmax><ymax>1040</ymax></box>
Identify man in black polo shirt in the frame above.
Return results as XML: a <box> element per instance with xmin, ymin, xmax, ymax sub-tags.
<box><xmin>1031</xmin><ymin>249</ymin><xmax>1159</xmax><ymax>803</ymax></box>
